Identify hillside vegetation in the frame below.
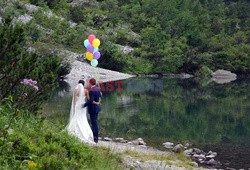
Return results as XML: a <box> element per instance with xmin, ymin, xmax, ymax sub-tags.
<box><xmin>0</xmin><ymin>0</ymin><xmax>249</xmax><ymax>75</ymax></box>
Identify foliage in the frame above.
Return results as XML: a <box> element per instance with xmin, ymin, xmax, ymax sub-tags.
<box><xmin>57</xmin><ymin>60</ymin><xmax>71</xmax><ymax>77</ymax></box>
<box><xmin>97</xmin><ymin>0</ymin><xmax>250</xmax><ymax>75</ymax></box>
<box><xmin>0</xmin><ymin>18</ymin><xmax>60</xmax><ymax>112</ymax></box>
<box><xmin>2</xmin><ymin>0</ymin><xmax>250</xmax><ymax>75</ymax></box>
<box><xmin>0</xmin><ymin>97</ymin><xmax>121</xmax><ymax>169</ymax></box>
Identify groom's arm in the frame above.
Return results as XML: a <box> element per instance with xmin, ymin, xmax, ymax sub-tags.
<box><xmin>83</xmin><ymin>91</ymin><xmax>93</xmax><ymax>108</ymax></box>
<box><xmin>89</xmin><ymin>91</ymin><xmax>94</xmax><ymax>103</ymax></box>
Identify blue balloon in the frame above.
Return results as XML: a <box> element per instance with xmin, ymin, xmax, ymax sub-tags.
<box><xmin>84</xmin><ymin>39</ymin><xmax>90</xmax><ymax>48</ymax></box>
<box><xmin>91</xmin><ymin>59</ymin><xmax>98</xmax><ymax>67</ymax></box>
<box><xmin>93</xmin><ymin>48</ymin><xmax>99</xmax><ymax>54</ymax></box>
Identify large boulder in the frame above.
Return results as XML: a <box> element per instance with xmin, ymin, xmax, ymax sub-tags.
<box><xmin>212</xmin><ymin>69</ymin><xmax>237</xmax><ymax>78</ymax></box>
<box><xmin>212</xmin><ymin>69</ymin><xmax>237</xmax><ymax>84</ymax></box>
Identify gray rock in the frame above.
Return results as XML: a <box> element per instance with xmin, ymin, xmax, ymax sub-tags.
<box><xmin>23</xmin><ymin>3</ymin><xmax>39</xmax><ymax>13</ymax></box>
<box><xmin>206</xmin><ymin>151</ymin><xmax>217</xmax><ymax>159</ymax></box>
<box><xmin>138</xmin><ymin>145</ymin><xmax>147</xmax><ymax>149</ymax></box>
<box><xmin>193</xmin><ymin>154</ymin><xmax>206</xmax><ymax>160</ymax></box>
<box><xmin>207</xmin><ymin>150</ymin><xmax>217</xmax><ymax>156</ymax></box>
<box><xmin>69</xmin><ymin>21</ymin><xmax>77</xmax><ymax>28</ymax></box>
<box><xmin>212</xmin><ymin>69</ymin><xmax>237</xmax><ymax>84</ymax></box>
<box><xmin>193</xmin><ymin>148</ymin><xmax>202</xmax><ymax>154</ymax></box>
<box><xmin>117</xmin><ymin>45</ymin><xmax>134</xmax><ymax>55</ymax></box>
<box><xmin>138</xmin><ymin>139</ymin><xmax>146</xmax><ymax>145</ymax></box>
<box><xmin>206</xmin><ymin>154</ymin><xmax>216</xmax><ymax>158</ymax></box>
<box><xmin>120</xmin><ymin>140</ymin><xmax>128</xmax><ymax>143</ymax></box>
<box><xmin>98</xmin><ymin>137</ymin><xmax>102</xmax><ymax>141</ymax></box>
<box><xmin>199</xmin><ymin>159</ymin><xmax>205</xmax><ymax>163</ymax></box>
<box><xmin>162</xmin><ymin>142</ymin><xmax>174</xmax><ymax>149</ymax></box>
<box><xmin>206</xmin><ymin>158</ymin><xmax>218</xmax><ymax>165</ymax></box>
<box><xmin>190</xmin><ymin>161</ymin><xmax>199</xmax><ymax>168</ymax></box>
<box><xmin>183</xmin><ymin>148</ymin><xmax>193</xmax><ymax>157</ymax></box>
<box><xmin>172</xmin><ymin>144</ymin><xmax>184</xmax><ymax>153</ymax></box>
<box><xmin>184</xmin><ymin>142</ymin><xmax>192</xmax><ymax>148</ymax></box>
<box><xmin>103</xmin><ymin>137</ymin><xmax>112</xmax><ymax>141</ymax></box>
<box><xmin>130</xmin><ymin>138</ymin><xmax>146</xmax><ymax>145</ymax></box>
<box><xmin>114</xmin><ymin>138</ymin><xmax>124</xmax><ymax>142</ymax></box>
<box><xmin>12</xmin><ymin>14</ymin><xmax>32</xmax><ymax>24</ymax></box>
<box><xmin>226</xmin><ymin>168</ymin><xmax>236</xmax><ymax>170</ymax></box>
<box><xmin>212</xmin><ymin>69</ymin><xmax>237</xmax><ymax>78</ymax></box>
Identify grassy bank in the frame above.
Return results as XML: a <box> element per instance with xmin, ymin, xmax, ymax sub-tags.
<box><xmin>0</xmin><ymin>100</ymin><xmax>122</xmax><ymax>170</ymax></box>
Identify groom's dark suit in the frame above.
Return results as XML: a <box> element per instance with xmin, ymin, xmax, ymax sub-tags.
<box><xmin>84</xmin><ymin>86</ymin><xmax>101</xmax><ymax>143</ymax></box>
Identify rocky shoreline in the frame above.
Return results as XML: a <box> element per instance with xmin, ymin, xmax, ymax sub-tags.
<box><xmin>96</xmin><ymin>137</ymin><xmax>246</xmax><ymax>170</ymax></box>
<box><xmin>95</xmin><ymin>136</ymin><xmax>231</xmax><ymax>170</ymax></box>
<box><xmin>96</xmin><ymin>137</ymin><xmax>204</xmax><ymax>170</ymax></box>
<box><xmin>138</xmin><ymin>69</ymin><xmax>238</xmax><ymax>85</ymax></box>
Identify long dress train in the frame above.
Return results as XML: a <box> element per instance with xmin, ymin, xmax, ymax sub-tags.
<box><xmin>66</xmin><ymin>84</ymin><xmax>95</xmax><ymax>144</ymax></box>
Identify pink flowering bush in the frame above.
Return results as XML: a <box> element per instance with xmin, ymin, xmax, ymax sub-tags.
<box><xmin>0</xmin><ymin>18</ymin><xmax>61</xmax><ymax>112</ymax></box>
<box><xmin>21</xmin><ymin>79</ymin><xmax>39</xmax><ymax>91</ymax></box>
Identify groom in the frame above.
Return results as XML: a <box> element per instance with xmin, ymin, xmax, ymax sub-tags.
<box><xmin>84</xmin><ymin>78</ymin><xmax>102</xmax><ymax>143</ymax></box>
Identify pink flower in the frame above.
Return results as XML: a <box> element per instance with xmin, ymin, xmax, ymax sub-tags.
<box><xmin>33</xmin><ymin>86</ymin><xmax>39</xmax><ymax>91</ymax></box>
<box><xmin>21</xmin><ymin>79</ymin><xmax>39</xmax><ymax>91</ymax></box>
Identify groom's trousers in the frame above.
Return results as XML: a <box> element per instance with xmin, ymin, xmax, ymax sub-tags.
<box><xmin>90</xmin><ymin>112</ymin><xmax>99</xmax><ymax>142</ymax></box>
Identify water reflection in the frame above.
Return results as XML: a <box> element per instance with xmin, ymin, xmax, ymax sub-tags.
<box><xmin>44</xmin><ymin>78</ymin><xmax>250</xmax><ymax>169</ymax></box>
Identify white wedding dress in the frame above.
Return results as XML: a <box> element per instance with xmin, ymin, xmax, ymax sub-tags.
<box><xmin>66</xmin><ymin>84</ymin><xmax>95</xmax><ymax>144</ymax></box>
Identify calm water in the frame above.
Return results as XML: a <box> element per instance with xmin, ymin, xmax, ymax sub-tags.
<box><xmin>43</xmin><ymin>78</ymin><xmax>250</xmax><ymax>169</ymax></box>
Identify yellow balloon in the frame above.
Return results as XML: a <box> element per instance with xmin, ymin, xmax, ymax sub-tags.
<box><xmin>92</xmin><ymin>39</ymin><xmax>100</xmax><ymax>48</ymax></box>
<box><xmin>86</xmin><ymin>52</ymin><xmax>94</xmax><ymax>61</ymax></box>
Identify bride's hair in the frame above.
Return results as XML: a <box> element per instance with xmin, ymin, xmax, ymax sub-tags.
<box><xmin>78</xmin><ymin>80</ymin><xmax>85</xmax><ymax>86</ymax></box>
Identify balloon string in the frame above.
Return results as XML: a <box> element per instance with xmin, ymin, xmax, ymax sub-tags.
<box><xmin>94</xmin><ymin>67</ymin><xmax>99</xmax><ymax>82</ymax></box>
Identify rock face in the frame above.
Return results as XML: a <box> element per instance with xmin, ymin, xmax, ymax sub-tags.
<box><xmin>23</xmin><ymin>3</ymin><xmax>39</xmax><ymax>13</ymax></box>
<box><xmin>116</xmin><ymin>45</ymin><xmax>134</xmax><ymax>55</ymax></box>
<box><xmin>12</xmin><ymin>14</ymin><xmax>32</xmax><ymax>24</ymax></box>
<box><xmin>69</xmin><ymin>0</ymin><xmax>97</xmax><ymax>7</ymax></box>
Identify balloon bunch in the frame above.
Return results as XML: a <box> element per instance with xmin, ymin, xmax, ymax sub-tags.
<box><xmin>83</xmin><ymin>34</ymin><xmax>101</xmax><ymax>67</ymax></box>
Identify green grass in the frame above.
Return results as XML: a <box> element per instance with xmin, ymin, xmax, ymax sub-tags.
<box><xmin>0</xmin><ymin>104</ymin><xmax>122</xmax><ymax>170</ymax></box>
<box><xmin>123</xmin><ymin>149</ymin><xmax>196</xmax><ymax>169</ymax></box>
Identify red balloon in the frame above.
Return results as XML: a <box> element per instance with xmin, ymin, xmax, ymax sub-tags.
<box><xmin>88</xmin><ymin>34</ymin><xmax>96</xmax><ymax>44</ymax></box>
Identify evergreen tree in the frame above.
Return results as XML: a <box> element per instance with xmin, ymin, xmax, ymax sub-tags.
<box><xmin>0</xmin><ymin>18</ymin><xmax>60</xmax><ymax>112</ymax></box>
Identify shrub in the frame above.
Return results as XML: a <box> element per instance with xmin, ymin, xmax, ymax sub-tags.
<box><xmin>0</xmin><ymin>98</ymin><xmax>121</xmax><ymax>169</ymax></box>
<box><xmin>0</xmin><ymin>17</ymin><xmax>60</xmax><ymax>112</ymax></box>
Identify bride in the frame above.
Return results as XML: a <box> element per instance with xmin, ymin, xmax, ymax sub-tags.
<box><xmin>66</xmin><ymin>80</ymin><xmax>97</xmax><ymax>144</ymax></box>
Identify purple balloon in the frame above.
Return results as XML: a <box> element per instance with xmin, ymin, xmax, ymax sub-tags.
<box><xmin>94</xmin><ymin>52</ymin><xmax>101</xmax><ymax>60</ymax></box>
<box><xmin>87</xmin><ymin>44</ymin><xmax>94</xmax><ymax>53</ymax></box>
